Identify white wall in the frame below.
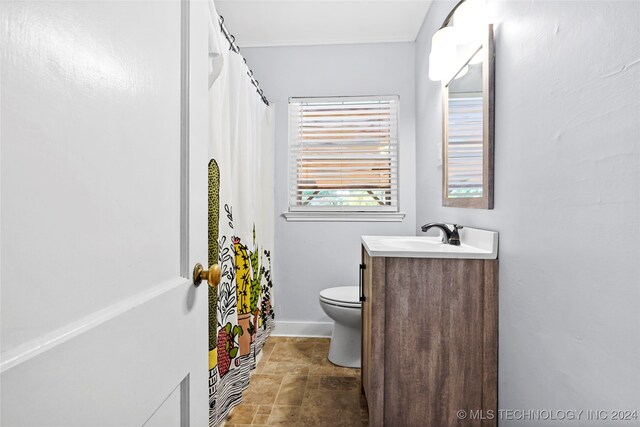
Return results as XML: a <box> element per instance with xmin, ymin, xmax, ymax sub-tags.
<box><xmin>242</xmin><ymin>43</ymin><xmax>416</xmax><ymax>333</ymax></box>
<box><xmin>416</xmin><ymin>0</ymin><xmax>639</xmax><ymax>418</ymax></box>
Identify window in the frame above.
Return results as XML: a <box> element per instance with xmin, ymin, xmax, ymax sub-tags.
<box><xmin>288</xmin><ymin>96</ymin><xmax>399</xmax><ymax>217</ymax></box>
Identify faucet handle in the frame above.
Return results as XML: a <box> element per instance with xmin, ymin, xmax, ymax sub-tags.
<box><xmin>449</xmin><ymin>224</ymin><xmax>463</xmax><ymax>246</ymax></box>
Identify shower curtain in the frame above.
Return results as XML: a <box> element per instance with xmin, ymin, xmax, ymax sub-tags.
<box><xmin>207</xmin><ymin>3</ymin><xmax>276</xmax><ymax>425</ymax></box>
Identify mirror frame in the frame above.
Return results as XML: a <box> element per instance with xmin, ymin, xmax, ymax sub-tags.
<box><xmin>442</xmin><ymin>24</ymin><xmax>495</xmax><ymax>209</ymax></box>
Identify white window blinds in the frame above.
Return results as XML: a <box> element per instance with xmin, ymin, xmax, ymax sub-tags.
<box><xmin>288</xmin><ymin>96</ymin><xmax>399</xmax><ymax>212</ymax></box>
<box><xmin>446</xmin><ymin>93</ymin><xmax>484</xmax><ymax>198</ymax></box>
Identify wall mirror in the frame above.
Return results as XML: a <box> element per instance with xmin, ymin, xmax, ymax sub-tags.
<box><xmin>442</xmin><ymin>25</ymin><xmax>495</xmax><ymax>209</ymax></box>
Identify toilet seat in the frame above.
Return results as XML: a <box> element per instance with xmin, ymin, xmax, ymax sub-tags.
<box><xmin>319</xmin><ymin>286</ymin><xmax>361</xmax><ymax>308</ymax></box>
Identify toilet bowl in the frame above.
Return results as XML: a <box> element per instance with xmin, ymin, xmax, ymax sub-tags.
<box><xmin>319</xmin><ymin>286</ymin><xmax>361</xmax><ymax>368</ymax></box>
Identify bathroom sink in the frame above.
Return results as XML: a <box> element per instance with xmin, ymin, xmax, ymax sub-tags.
<box><xmin>362</xmin><ymin>227</ymin><xmax>498</xmax><ymax>259</ymax></box>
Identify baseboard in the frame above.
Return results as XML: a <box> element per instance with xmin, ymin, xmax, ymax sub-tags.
<box><xmin>272</xmin><ymin>321</ymin><xmax>333</xmax><ymax>337</ymax></box>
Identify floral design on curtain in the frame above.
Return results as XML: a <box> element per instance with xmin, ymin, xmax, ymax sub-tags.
<box><xmin>207</xmin><ymin>2</ymin><xmax>276</xmax><ymax>425</ymax></box>
<box><xmin>208</xmin><ymin>202</ymin><xmax>275</xmax><ymax>425</ymax></box>
<box><xmin>215</xmin><ymin>218</ymin><xmax>274</xmax><ymax>378</ymax></box>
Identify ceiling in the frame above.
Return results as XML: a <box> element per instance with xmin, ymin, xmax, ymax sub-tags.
<box><xmin>215</xmin><ymin>1</ymin><xmax>433</xmax><ymax>48</ymax></box>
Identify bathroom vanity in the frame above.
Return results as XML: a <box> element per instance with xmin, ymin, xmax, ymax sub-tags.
<box><xmin>360</xmin><ymin>229</ymin><xmax>498</xmax><ymax>427</ymax></box>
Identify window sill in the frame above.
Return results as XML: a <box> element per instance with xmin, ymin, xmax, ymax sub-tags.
<box><xmin>282</xmin><ymin>212</ymin><xmax>406</xmax><ymax>222</ymax></box>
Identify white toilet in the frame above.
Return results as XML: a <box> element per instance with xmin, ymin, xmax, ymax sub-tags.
<box><xmin>319</xmin><ymin>286</ymin><xmax>362</xmax><ymax>368</ymax></box>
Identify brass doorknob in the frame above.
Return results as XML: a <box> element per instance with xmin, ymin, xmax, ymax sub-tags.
<box><xmin>193</xmin><ymin>263</ymin><xmax>221</xmax><ymax>288</ymax></box>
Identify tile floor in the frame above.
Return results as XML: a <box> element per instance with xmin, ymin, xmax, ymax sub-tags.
<box><xmin>224</xmin><ymin>337</ymin><xmax>369</xmax><ymax>426</ymax></box>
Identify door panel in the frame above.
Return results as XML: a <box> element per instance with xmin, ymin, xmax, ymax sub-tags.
<box><xmin>145</xmin><ymin>380</ymin><xmax>185</xmax><ymax>427</ymax></box>
<box><xmin>1</xmin><ymin>283</ymin><xmax>198</xmax><ymax>425</ymax></box>
<box><xmin>0</xmin><ymin>0</ymin><xmax>210</xmax><ymax>425</ymax></box>
<box><xmin>1</xmin><ymin>0</ymin><xmax>182</xmax><ymax>349</ymax></box>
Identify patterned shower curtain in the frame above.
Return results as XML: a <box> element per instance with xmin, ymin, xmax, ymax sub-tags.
<box><xmin>207</xmin><ymin>3</ymin><xmax>276</xmax><ymax>425</ymax></box>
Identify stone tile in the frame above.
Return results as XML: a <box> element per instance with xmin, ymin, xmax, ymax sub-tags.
<box><xmin>285</xmin><ymin>339</ymin><xmax>318</xmax><ymax>349</ymax></box>
<box><xmin>269</xmin><ymin>342</ymin><xmax>317</xmax><ymax>362</ymax></box>
<box><xmin>267</xmin><ymin>405</ymin><xmax>301</xmax><ymax>425</ymax></box>
<box><xmin>268</xmin><ymin>349</ymin><xmax>308</xmax><ymax>364</ymax></box>
<box><xmin>305</xmin><ymin>375</ymin><xmax>321</xmax><ymax>390</ymax></box>
<box><xmin>312</xmin><ymin>339</ymin><xmax>331</xmax><ymax>352</ymax></box>
<box><xmin>252</xmin><ymin>414</ymin><xmax>270</xmax><ymax>424</ymax></box>
<box><xmin>291</xmin><ymin>337</ymin><xmax>329</xmax><ymax>345</ymax></box>
<box><xmin>275</xmin><ymin>375</ymin><xmax>307</xmax><ymax>405</ymax></box>
<box><xmin>298</xmin><ymin>404</ymin><xmax>367</xmax><ymax>426</ymax></box>
<box><xmin>307</xmin><ymin>356</ymin><xmax>337</xmax><ymax>375</ymax></box>
<box><xmin>257</xmin><ymin>405</ymin><xmax>272</xmax><ymax>414</ymax></box>
<box><xmin>261</xmin><ymin>340</ymin><xmax>276</xmax><ymax>354</ymax></box>
<box><xmin>266</xmin><ymin>361</ymin><xmax>310</xmax><ymax>375</ymax></box>
<box><xmin>333</xmin><ymin>366</ymin><xmax>361</xmax><ymax>377</ymax></box>
<box><xmin>242</xmin><ymin>374</ymin><xmax>284</xmax><ymax>405</ymax></box>
<box><xmin>227</xmin><ymin>404</ymin><xmax>258</xmax><ymax>424</ymax></box>
<box><xmin>302</xmin><ymin>388</ymin><xmax>361</xmax><ymax>410</ymax></box>
<box><xmin>319</xmin><ymin>375</ymin><xmax>358</xmax><ymax>390</ymax></box>
<box><xmin>256</xmin><ymin>361</ymin><xmax>278</xmax><ymax>374</ymax></box>
<box><xmin>224</xmin><ymin>337</ymin><xmax>369</xmax><ymax>425</ymax></box>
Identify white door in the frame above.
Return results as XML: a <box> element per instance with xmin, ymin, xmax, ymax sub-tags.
<box><xmin>1</xmin><ymin>0</ymin><xmax>210</xmax><ymax>426</ymax></box>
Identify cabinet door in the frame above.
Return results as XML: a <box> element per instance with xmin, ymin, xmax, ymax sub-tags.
<box><xmin>361</xmin><ymin>249</ymin><xmax>386</xmax><ymax>427</ymax></box>
<box><xmin>385</xmin><ymin>258</ymin><xmax>486</xmax><ymax>426</ymax></box>
<box><xmin>361</xmin><ymin>250</ymin><xmax>372</xmax><ymax>398</ymax></box>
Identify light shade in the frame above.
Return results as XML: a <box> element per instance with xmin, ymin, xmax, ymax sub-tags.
<box><xmin>428</xmin><ymin>26</ymin><xmax>457</xmax><ymax>81</ymax></box>
<box><xmin>454</xmin><ymin>0</ymin><xmax>487</xmax><ymax>43</ymax></box>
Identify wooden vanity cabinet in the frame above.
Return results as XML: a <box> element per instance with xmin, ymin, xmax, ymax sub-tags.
<box><xmin>360</xmin><ymin>247</ymin><xmax>498</xmax><ymax>427</ymax></box>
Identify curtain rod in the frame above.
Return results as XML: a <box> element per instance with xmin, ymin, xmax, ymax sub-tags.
<box><xmin>218</xmin><ymin>15</ymin><xmax>269</xmax><ymax>106</ymax></box>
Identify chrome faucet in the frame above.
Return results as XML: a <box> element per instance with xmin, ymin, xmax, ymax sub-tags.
<box><xmin>421</xmin><ymin>223</ymin><xmax>463</xmax><ymax>246</ymax></box>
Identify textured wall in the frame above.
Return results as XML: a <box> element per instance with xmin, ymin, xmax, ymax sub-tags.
<box><xmin>242</xmin><ymin>43</ymin><xmax>416</xmax><ymax>330</ymax></box>
<box><xmin>415</xmin><ymin>0</ymin><xmax>640</xmax><ymax>418</ymax></box>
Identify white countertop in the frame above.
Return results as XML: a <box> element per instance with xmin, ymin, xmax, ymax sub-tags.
<box><xmin>362</xmin><ymin>227</ymin><xmax>498</xmax><ymax>259</ymax></box>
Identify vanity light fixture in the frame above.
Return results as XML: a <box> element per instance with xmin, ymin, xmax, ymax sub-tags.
<box><xmin>429</xmin><ymin>0</ymin><xmax>488</xmax><ymax>81</ymax></box>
